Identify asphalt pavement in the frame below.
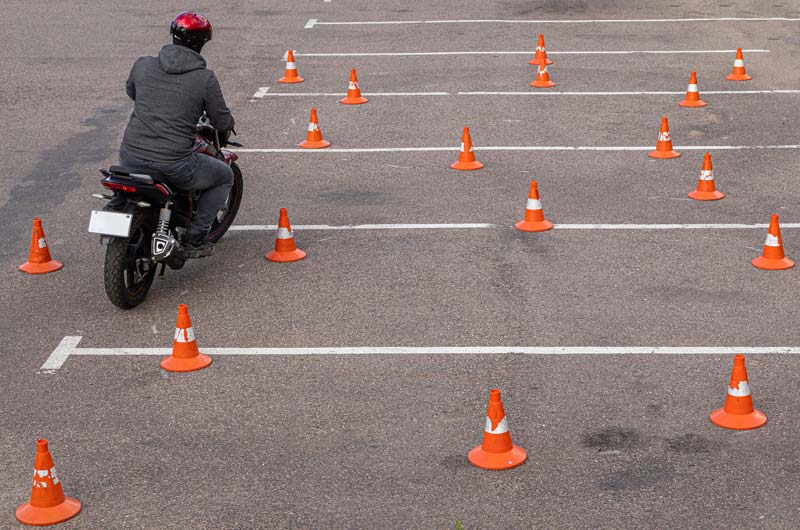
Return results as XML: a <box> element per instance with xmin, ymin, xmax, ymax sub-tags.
<box><xmin>1</xmin><ymin>0</ymin><xmax>799</xmax><ymax>528</ymax></box>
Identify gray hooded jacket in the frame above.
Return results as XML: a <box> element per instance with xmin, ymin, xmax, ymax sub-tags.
<box><xmin>121</xmin><ymin>44</ymin><xmax>234</xmax><ymax>164</ymax></box>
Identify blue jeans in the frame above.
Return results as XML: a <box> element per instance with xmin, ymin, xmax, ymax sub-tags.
<box><xmin>119</xmin><ymin>147</ymin><xmax>233</xmax><ymax>235</ymax></box>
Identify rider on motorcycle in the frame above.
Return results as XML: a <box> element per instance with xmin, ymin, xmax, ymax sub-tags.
<box><xmin>119</xmin><ymin>11</ymin><xmax>235</xmax><ymax>256</ymax></box>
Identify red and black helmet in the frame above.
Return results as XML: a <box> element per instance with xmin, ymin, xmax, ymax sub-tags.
<box><xmin>170</xmin><ymin>12</ymin><xmax>212</xmax><ymax>52</ymax></box>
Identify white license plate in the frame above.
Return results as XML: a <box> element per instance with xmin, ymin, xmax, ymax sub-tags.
<box><xmin>88</xmin><ymin>210</ymin><xmax>133</xmax><ymax>238</ymax></box>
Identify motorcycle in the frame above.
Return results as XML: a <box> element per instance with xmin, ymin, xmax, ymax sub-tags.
<box><xmin>88</xmin><ymin>114</ymin><xmax>243</xmax><ymax>309</ymax></box>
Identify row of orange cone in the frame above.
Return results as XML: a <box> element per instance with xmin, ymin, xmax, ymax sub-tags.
<box><xmin>265</xmin><ymin>182</ymin><xmax>795</xmax><ymax>270</ymax></box>
<box><xmin>529</xmin><ymin>46</ymin><xmax>753</xmax><ymax>90</ymax></box>
<box><xmin>18</xmin><ymin>196</ymin><xmax>795</xmax><ymax>274</ymax></box>
<box><xmin>281</xmin><ymin>50</ymin><xmax>368</xmax><ymax>105</ymax></box>
<box><xmin>14</xmin><ymin>351</ymin><xmax>766</xmax><ymax>525</ymax></box>
<box><xmin>279</xmin><ymin>41</ymin><xmax>752</xmax><ymax>95</ymax></box>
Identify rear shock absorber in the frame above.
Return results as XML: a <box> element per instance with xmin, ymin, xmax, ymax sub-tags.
<box><xmin>156</xmin><ymin>203</ymin><xmax>172</xmax><ymax>236</ymax></box>
<box><xmin>151</xmin><ymin>202</ymin><xmax>178</xmax><ymax>261</ymax></box>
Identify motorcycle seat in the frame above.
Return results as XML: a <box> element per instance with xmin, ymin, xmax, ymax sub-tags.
<box><xmin>108</xmin><ymin>165</ymin><xmax>166</xmax><ymax>184</ymax></box>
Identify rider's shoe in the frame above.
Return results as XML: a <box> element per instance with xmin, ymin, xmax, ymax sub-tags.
<box><xmin>182</xmin><ymin>229</ymin><xmax>214</xmax><ymax>258</ymax></box>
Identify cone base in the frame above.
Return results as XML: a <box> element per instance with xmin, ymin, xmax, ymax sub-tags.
<box><xmin>19</xmin><ymin>260</ymin><xmax>63</xmax><ymax>274</ymax></box>
<box><xmin>16</xmin><ymin>496</ymin><xmax>81</xmax><ymax>526</ymax></box>
<box><xmin>648</xmin><ymin>149</ymin><xmax>681</xmax><ymax>159</ymax></box>
<box><xmin>530</xmin><ymin>80</ymin><xmax>556</xmax><ymax>88</ymax></box>
<box><xmin>529</xmin><ymin>58</ymin><xmax>553</xmax><ymax>65</ymax></box>
<box><xmin>266</xmin><ymin>249</ymin><xmax>307</xmax><ymax>263</ymax></box>
<box><xmin>726</xmin><ymin>74</ymin><xmax>751</xmax><ymax>81</ymax></box>
<box><xmin>688</xmin><ymin>189</ymin><xmax>725</xmax><ymax>201</ymax></box>
<box><xmin>298</xmin><ymin>140</ymin><xmax>331</xmax><ymax>149</ymax></box>
<box><xmin>160</xmin><ymin>353</ymin><xmax>212</xmax><ymax>373</ymax></box>
<box><xmin>710</xmin><ymin>407</ymin><xmax>767</xmax><ymax>430</ymax></box>
<box><xmin>279</xmin><ymin>76</ymin><xmax>304</xmax><ymax>84</ymax></box>
<box><xmin>450</xmin><ymin>160</ymin><xmax>484</xmax><ymax>171</ymax></box>
<box><xmin>340</xmin><ymin>96</ymin><xmax>368</xmax><ymax>105</ymax></box>
<box><xmin>679</xmin><ymin>99</ymin><xmax>707</xmax><ymax>108</ymax></box>
<box><xmin>751</xmin><ymin>255</ymin><xmax>795</xmax><ymax>270</ymax></box>
<box><xmin>468</xmin><ymin>445</ymin><xmax>527</xmax><ymax>470</ymax></box>
<box><xmin>515</xmin><ymin>219</ymin><xmax>554</xmax><ymax>232</ymax></box>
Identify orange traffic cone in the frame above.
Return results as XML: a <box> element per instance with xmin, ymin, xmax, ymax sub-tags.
<box><xmin>468</xmin><ymin>389</ymin><xmax>527</xmax><ymax>470</ymax></box>
<box><xmin>160</xmin><ymin>304</ymin><xmax>212</xmax><ymax>372</ymax></box>
<box><xmin>530</xmin><ymin>55</ymin><xmax>555</xmax><ymax>88</ymax></box>
<box><xmin>19</xmin><ymin>218</ymin><xmax>63</xmax><ymax>275</ymax></box>
<box><xmin>688</xmin><ymin>153</ymin><xmax>724</xmax><ymax>201</ymax></box>
<box><xmin>710</xmin><ymin>354</ymin><xmax>767</xmax><ymax>430</ymax></box>
<box><xmin>279</xmin><ymin>50</ymin><xmax>304</xmax><ymax>83</ymax></box>
<box><xmin>340</xmin><ymin>68</ymin><xmax>368</xmax><ymax>105</ymax></box>
<box><xmin>678</xmin><ymin>70</ymin><xmax>707</xmax><ymax>108</ymax></box>
<box><xmin>450</xmin><ymin>127</ymin><xmax>484</xmax><ymax>170</ymax></box>
<box><xmin>298</xmin><ymin>108</ymin><xmax>331</xmax><ymax>149</ymax></box>
<box><xmin>16</xmin><ymin>439</ymin><xmax>81</xmax><ymax>526</ymax></box>
<box><xmin>515</xmin><ymin>181</ymin><xmax>554</xmax><ymax>232</ymax></box>
<box><xmin>726</xmin><ymin>48</ymin><xmax>751</xmax><ymax>81</ymax></box>
<box><xmin>752</xmin><ymin>214</ymin><xmax>794</xmax><ymax>270</ymax></box>
<box><xmin>648</xmin><ymin>116</ymin><xmax>680</xmax><ymax>159</ymax></box>
<box><xmin>529</xmin><ymin>34</ymin><xmax>553</xmax><ymax>66</ymax></box>
<box><xmin>265</xmin><ymin>208</ymin><xmax>306</xmax><ymax>263</ymax></box>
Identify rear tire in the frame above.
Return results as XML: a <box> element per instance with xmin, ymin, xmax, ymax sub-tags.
<box><xmin>104</xmin><ymin>208</ymin><xmax>158</xmax><ymax>309</ymax></box>
<box><xmin>207</xmin><ymin>162</ymin><xmax>243</xmax><ymax>243</ymax></box>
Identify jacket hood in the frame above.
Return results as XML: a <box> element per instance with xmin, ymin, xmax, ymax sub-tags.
<box><xmin>158</xmin><ymin>44</ymin><xmax>206</xmax><ymax>74</ymax></box>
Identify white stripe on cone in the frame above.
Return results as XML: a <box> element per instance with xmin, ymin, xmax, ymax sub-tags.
<box><xmin>308</xmin><ymin>122</ymin><xmax>319</xmax><ymax>132</ymax></box>
<box><xmin>734</xmin><ymin>59</ymin><xmax>745</xmax><ymax>67</ymax></box>
<box><xmin>348</xmin><ymin>81</ymin><xmax>358</xmax><ymax>90</ymax></box>
<box><xmin>174</xmin><ymin>327</ymin><xmax>196</xmax><ymax>343</ymax></box>
<box><xmin>687</xmin><ymin>83</ymin><xmax>699</xmax><ymax>92</ymax></box>
<box><xmin>699</xmin><ymin>169</ymin><xmax>714</xmax><ymax>181</ymax></box>
<box><xmin>277</xmin><ymin>227</ymin><xmax>293</xmax><ymax>239</ymax></box>
<box><xmin>460</xmin><ymin>142</ymin><xmax>473</xmax><ymax>153</ymax></box>
<box><xmin>526</xmin><ymin>198</ymin><xmax>543</xmax><ymax>210</ymax></box>
<box><xmin>765</xmin><ymin>233</ymin><xmax>780</xmax><ymax>246</ymax></box>
<box><xmin>484</xmin><ymin>415</ymin><xmax>510</xmax><ymax>434</ymax></box>
<box><xmin>659</xmin><ymin>132</ymin><xmax>671</xmax><ymax>142</ymax></box>
<box><xmin>286</xmin><ymin>62</ymin><xmax>297</xmax><ymax>69</ymax></box>
<box><xmin>728</xmin><ymin>380</ymin><xmax>751</xmax><ymax>397</ymax></box>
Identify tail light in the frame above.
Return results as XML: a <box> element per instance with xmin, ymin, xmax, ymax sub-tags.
<box><xmin>102</xmin><ymin>181</ymin><xmax>137</xmax><ymax>193</ymax></box>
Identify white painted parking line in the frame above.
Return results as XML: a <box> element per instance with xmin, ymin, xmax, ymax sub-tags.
<box><xmin>39</xmin><ymin>336</ymin><xmax>800</xmax><ymax>372</ymax></box>
<box><xmin>251</xmin><ymin>89</ymin><xmax>450</xmax><ymax>98</ymax></box>
<box><xmin>296</xmin><ymin>49</ymin><xmax>770</xmax><ymax>56</ymax></box>
<box><xmin>229</xmin><ymin>223</ymin><xmax>800</xmax><ymax>231</ymax></box>
<box><xmin>233</xmin><ymin>145</ymin><xmax>800</xmax><ymax>153</ymax></box>
<box><xmin>459</xmin><ymin>90</ymin><xmax>800</xmax><ymax>96</ymax></box>
<box><xmin>250</xmin><ymin>89</ymin><xmax>800</xmax><ymax>98</ymax></box>
<box><xmin>305</xmin><ymin>17</ymin><xmax>800</xmax><ymax>28</ymax></box>
<box><xmin>230</xmin><ymin>224</ymin><xmax>494</xmax><ymax>231</ymax></box>
<box><xmin>251</xmin><ymin>87</ymin><xmax>270</xmax><ymax>99</ymax></box>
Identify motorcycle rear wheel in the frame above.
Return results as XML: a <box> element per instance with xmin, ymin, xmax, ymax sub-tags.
<box><xmin>207</xmin><ymin>162</ymin><xmax>243</xmax><ymax>243</ymax></box>
<box><xmin>104</xmin><ymin>208</ymin><xmax>158</xmax><ymax>309</ymax></box>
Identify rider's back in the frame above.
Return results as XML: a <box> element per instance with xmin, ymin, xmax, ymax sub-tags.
<box><xmin>121</xmin><ymin>44</ymin><xmax>233</xmax><ymax>164</ymax></box>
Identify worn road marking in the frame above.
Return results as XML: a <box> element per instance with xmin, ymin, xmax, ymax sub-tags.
<box><xmin>306</xmin><ymin>17</ymin><xmax>800</xmax><ymax>28</ymax></box>
<box><xmin>251</xmin><ymin>90</ymin><xmax>450</xmax><ymax>97</ymax></box>
<box><xmin>39</xmin><ymin>337</ymin><xmax>800</xmax><ymax>372</ymax></box>
<box><xmin>295</xmin><ymin>49</ymin><xmax>771</xmax><ymax>56</ymax></box>
<box><xmin>233</xmin><ymin>145</ymin><xmax>800</xmax><ymax>153</ymax></box>
<box><xmin>229</xmin><ymin>223</ymin><xmax>800</xmax><ymax>231</ymax></box>
<box><xmin>250</xmin><ymin>89</ymin><xmax>800</xmax><ymax>98</ymax></box>
<box><xmin>458</xmin><ymin>90</ymin><xmax>800</xmax><ymax>95</ymax></box>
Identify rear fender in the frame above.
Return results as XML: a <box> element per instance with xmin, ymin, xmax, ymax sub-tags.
<box><xmin>222</xmin><ymin>150</ymin><xmax>239</xmax><ymax>164</ymax></box>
